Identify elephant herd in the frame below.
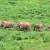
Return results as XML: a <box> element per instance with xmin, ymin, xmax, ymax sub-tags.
<box><xmin>0</xmin><ymin>21</ymin><xmax>50</xmax><ymax>31</ymax></box>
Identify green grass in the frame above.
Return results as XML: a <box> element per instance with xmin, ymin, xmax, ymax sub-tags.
<box><xmin>0</xmin><ymin>0</ymin><xmax>50</xmax><ymax>50</ymax></box>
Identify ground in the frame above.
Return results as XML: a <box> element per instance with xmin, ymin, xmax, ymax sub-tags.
<box><xmin>0</xmin><ymin>0</ymin><xmax>50</xmax><ymax>50</ymax></box>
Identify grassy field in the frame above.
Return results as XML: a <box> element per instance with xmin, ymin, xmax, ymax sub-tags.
<box><xmin>0</xmin><ymin>0</ymin><xmax>50</xmax><ymax>50</ymax></box>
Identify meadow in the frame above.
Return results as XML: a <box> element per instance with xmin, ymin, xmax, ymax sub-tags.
<box><xmin>0</xmin><ymin>0</ymin><xmax>50</xmax><ymax>50</ymax></box>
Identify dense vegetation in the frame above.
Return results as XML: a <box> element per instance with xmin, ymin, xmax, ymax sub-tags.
<box><xmin>0</xmin><ymin>0</ymin><xmax>50</xmax><ymax>50</ymax></box>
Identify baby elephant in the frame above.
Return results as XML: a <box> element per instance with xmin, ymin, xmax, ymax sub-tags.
<box><xmin>34</xmin><ymin>22</ymin><xmax>43</xmax><ymax>31</ymax></box>
<box><xmin>0</xmin><ymin>21</ymin><xmax>13</xmax><ymax>28</ymax></box>
<box><xmin>16</xmin><ymin>22</ymin><xmax>30</xmax><ymax>31</ymax></box>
